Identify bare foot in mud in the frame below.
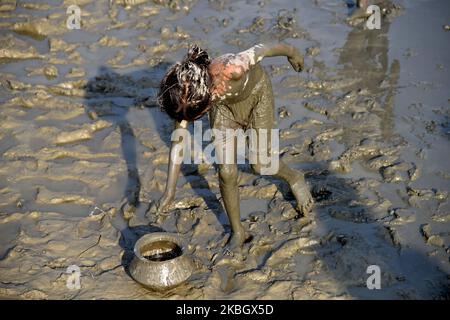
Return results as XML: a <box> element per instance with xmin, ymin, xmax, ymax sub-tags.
<box><xmin>222</xmin><ymin>228</ymin><xmax>252</xmax><ymax>257</ymax></box>
<box><xmin>214</xmin><ymin>231</ymin><xmax>251</xmax><ymax>267</ymax></box>
<box><xmin>290</xmin><ymin>177</ymin><xmax>314</xmax><ymax>216</ymax></box>
<box><xmin>145</xmin><ymin>196</ymin><xmax>173</xmax><ymax>219</ymax></box>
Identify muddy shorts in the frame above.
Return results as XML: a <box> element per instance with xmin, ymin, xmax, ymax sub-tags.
<box><xmin>208</xmin><ymin>68</ymin><xmax>276</xmax><ymax>163</ymax></box>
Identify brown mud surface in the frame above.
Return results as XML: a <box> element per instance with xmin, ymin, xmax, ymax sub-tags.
<box><xmin>0</xmin><ymin>0</ymin><xmax>449</xmax><ymax>299</ymax></box>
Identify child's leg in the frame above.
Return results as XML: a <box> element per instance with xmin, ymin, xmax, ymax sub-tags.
<box><xmin>210</xmin><ymin>106</ymin><xmax>249</xmax><ymax>250</ymax></box>
<box><xmin>273</xmin><ymin>160</ymin><xmax>314</xmax><ymax>215</ymax></box>
<box><xmin>218</xmin><ymin>163</ymin><xmax>248</xmax><ymax>249</ymax></box>
<box><xmin>251</xmin><ymin>148</ymin><xmax>314</xmax><ymax>216</ymax></box>
<box><xmin>250</xmin><ymin>69</ymin><xmax>314</xmax><ymax>215</ymax></box>
<box><xmin>252</xmin><ymin>129</ymin><xmax>314</xmax><ymax>215</ymax></box>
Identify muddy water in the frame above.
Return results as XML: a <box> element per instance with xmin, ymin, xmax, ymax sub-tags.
<box><xmin>0</xmin><ymin>0</ymin><xmax>449</xmax><ymax>299</ymax></box>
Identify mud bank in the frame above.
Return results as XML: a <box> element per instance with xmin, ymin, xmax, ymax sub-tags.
<box><xmin>0</xmin><ymin>0</ymin><xmax>449</xmax><ymax>299</ymax></box>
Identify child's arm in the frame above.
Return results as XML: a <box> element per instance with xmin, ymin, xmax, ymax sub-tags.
<box><xmin>237</xmin><ymin>42</ymin><xmax>305</xmax><ymax>73</ymax></box>
<box><xmin>148</xmin><ymin>120</ymin><xmax>188</xmax><ymax>215</ymax></box>
<box><xmin>210</xmin><ymin>42</ymin><xmax>304</xmax><ymax>89</ymax></box>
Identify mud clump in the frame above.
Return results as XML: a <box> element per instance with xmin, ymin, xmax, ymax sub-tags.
<box><xmin>0</xmin><ymin>0</ymin><xmax>16</xmax><ymax>11</ymax></box>
<box><xmin>12</xmin><ymin>18</ymin><xmax>67</xmax><ymax>40</ymax></box>
<box><xmin>0</xmin><ymin>35</ymin><xmax>43</xmax><ymax>61</ymax></box>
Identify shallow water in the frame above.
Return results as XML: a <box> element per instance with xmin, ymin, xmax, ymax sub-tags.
<box><xmin>0</xmin><ymin>0</ymin><xmax>449</xmax><ymax>299</ymax></box>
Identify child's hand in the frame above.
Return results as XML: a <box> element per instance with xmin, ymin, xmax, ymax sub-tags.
<box><xmin>146</xmin><ymin>194</ymin><xmax>173</xmax><ymax>216</ymax></box>
<box><xmin>288</xmin><ymin>50</ymin><xmax>304</xmax><ymax>72</ymax></box>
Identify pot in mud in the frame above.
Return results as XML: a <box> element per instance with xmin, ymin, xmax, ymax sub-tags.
<box><xmin>129</xmin><ymin>232</ymin><xmax>195</xmax><ymax>290</ymax></box>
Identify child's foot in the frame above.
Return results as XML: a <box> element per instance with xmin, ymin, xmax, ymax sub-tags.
<box><xmin>290</xmin><ymin>176</ymin><xmax>314</xmax><ymax>216</ymax></box>
<box><xmin>213</xmin><ymin>230</ymin><xmax>251</xmax><ymax>267</ymax></box>
<box><xmin>223</xmin><ymin>228</ymin><xmax>252</xmax><ymax>256</ymax></box>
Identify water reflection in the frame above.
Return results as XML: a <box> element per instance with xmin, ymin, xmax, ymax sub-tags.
<box><xmin>339</xmin><ymin>0</ymin><xmax>400</xmax><ymax>139</ymax></box>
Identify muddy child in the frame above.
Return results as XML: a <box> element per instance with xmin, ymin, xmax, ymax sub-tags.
<box><xmin>152</xmin><ymin>43</ymin><xmax>314</xmax><ymax>252</ymax></box>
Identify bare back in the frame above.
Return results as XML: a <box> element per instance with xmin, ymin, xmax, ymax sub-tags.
<box><xmin>209</xmin><ymin>47</ymin><xmax>265</xmax><ymax>104</ymax></box>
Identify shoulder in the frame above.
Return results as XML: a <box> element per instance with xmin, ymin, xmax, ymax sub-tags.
<box><xmin>210</xmin><ymin>53</ymin><xmax>250</xmax><ymax>80</ymax></box>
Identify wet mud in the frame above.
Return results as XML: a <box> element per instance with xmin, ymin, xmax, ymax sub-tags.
<box><xmin>0</xmin><ymin>0</ymin><xmax>449</xmax><ymax>299</ymax></box>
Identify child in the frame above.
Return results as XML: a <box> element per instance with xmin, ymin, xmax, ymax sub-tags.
<box><xmin>151</xmin><ymin>43</ymin><xmax>314</xmax><ymax>252</ymax></box>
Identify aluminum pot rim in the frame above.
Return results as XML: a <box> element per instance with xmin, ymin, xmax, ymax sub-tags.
<box><xmin>133</xmin><ymin>232</ymin><xmax>186</xmax><ymax>264</ymax></box>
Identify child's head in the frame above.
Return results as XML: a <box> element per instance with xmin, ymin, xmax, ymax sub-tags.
<box><xmin>158</xmin><ymin>45</ymin><xmax>212</xmax><ymax>122</ymax></box>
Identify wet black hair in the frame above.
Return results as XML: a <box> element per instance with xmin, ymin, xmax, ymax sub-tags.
<box><xmin>158</xmin><ymin>45</ymin><xmax>212</xmax><ymax>122</ymax></box>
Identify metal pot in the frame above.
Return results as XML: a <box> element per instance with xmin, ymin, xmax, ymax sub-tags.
<box><xmin>129</xmin><ymin>232</ymin><xmax>195</xmax><ymax>290</ymax></box>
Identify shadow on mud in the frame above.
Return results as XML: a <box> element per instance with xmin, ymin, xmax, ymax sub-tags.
<box><xmin>84</xmin><ymin>63</ymin><xmax>229</xmax><ymax>273</ymax></box>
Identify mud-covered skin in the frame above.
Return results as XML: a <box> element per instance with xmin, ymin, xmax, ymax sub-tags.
<box><xmin>150</xmin><ymin>43</ymin><xmax>312</xmax><ymax>253</ymax></box>
<box><xmin>209</xmin><ymin>42</ymin><xmax>303</xmax><ymax>103</ymax></box>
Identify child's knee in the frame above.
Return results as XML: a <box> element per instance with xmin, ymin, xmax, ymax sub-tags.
<box><xmin>219</xmin><ymin>164</ymin><xmax>238</xmax><ymax>185</ymax></box>
<box><xmin>251</xmin><ymin>161</ymin><xmax>280</xmax><ymax>176</ymax></box>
